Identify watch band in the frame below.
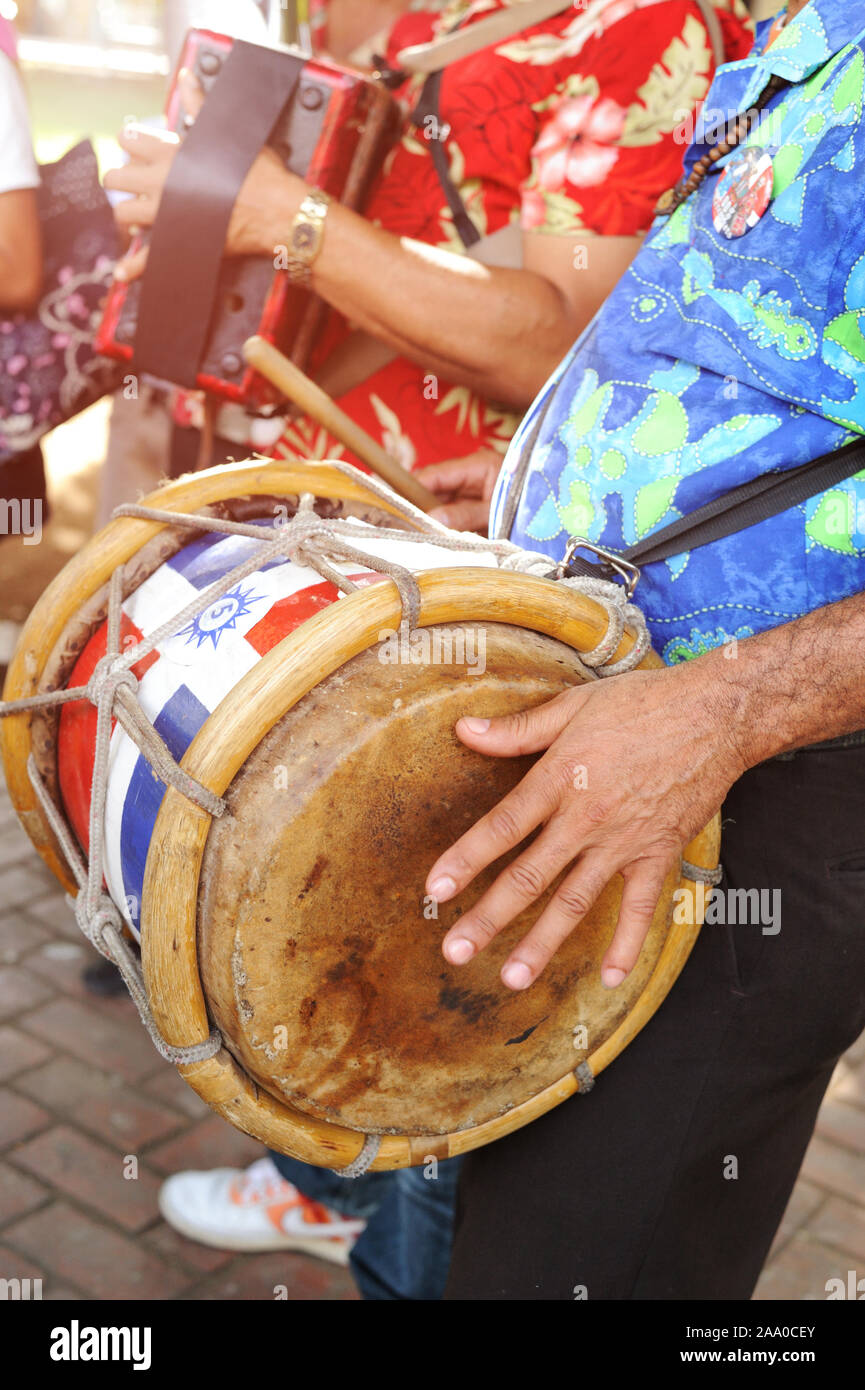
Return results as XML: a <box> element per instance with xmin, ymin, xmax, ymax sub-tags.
<box><xmin>284</xmin><ymin>189</ymin><xmax>332</xmax><ymax>288</ymax></box>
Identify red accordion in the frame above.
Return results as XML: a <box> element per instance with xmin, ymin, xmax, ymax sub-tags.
<box><xmin>97</xmin><ymin>31</ymin><xmax>402</xmax><ymax>411</ymax></box>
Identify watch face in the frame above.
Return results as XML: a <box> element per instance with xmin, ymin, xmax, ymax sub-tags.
<box><xmin>292</xmin><ymin>224</ymin><xmax>316</xmax><ymax>254</ymax></box>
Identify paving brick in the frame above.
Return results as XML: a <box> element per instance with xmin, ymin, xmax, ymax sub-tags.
<box><xmin>0</xmin><ymin>966</ymin><xmax>54</xmax><ymax>1022</ymax></box>
<box><xmin>146</xmin><ymin>1114</ymin><xmax>262</xmax><ymax>1177</ymax></box>
<box><xmin>754</xmin><ymin>1233</ymin><xmax>852</xmax><ymax>1301</ymax></box>
<box><xmin>801</xmin><ymin>1134</ymin><xmax>865</xmax><ymax>1206</ymax></box>
<box><xmin>0</xmin><ymin>1161</ymin><xmax>47</xmax><ymax>1227</ymax></box>
<box><xmin>0</xmin><ymin>1091</ymin><xmax>50</xmax><ymax>1148</ymax></box>
<box><xmin>22</xmin><ymin>944</ymin><xmax>150</xmax><ymax>1022</ymax></box>
<box><xmin>768</xmin><ymin>1178</ymin><xmax>825</xmax><ymax>1260</ymax></box>
<box><xmin>0</xmin><ymin>914</ymin><xmax>48</xmax><ymax>966</ymax></box>
<box><xmin>0</xmin><ymin>1244</ymin><xmax>47</xmax><ymax>1292</ymax></box>
<box><xmin>10</xmin><ymin>1126</ymin><xmax>162</xmax><ymax>1233</ymax></box>
<box><xmin>142</xmin><ymin>1221</ymin><xmax>234</xmax><ymax>1276</ymax></box>
<box><xmin>189</xmin><ymin>1251</ymin><xmax>358</xmax><ymax>1301</ymax></box>
<box><xmin>0</xmin><ymin>865</ymin><xmax>57</xmax><ymax>913</ymax></box>
<box><xmin>816</xmin><ymin>1098</ymin><xmax>865</xmax><ymax>1153</ymax></box>
<box><xmin>14</xmin><ymin>1056</ymin><xmax>183</xmax><ymax>1151</ymax></box>
<box><xmin>807</xmin><ymin>1196</ymin><xmax>865</xmax><ymax>1268</ymax></box>
<box><xmin>141</xmin><ymin>1065</ymin><xmax>211</xmax><ymax>1121</ymax></box>
<box><xmin>3</xmin><ymin>1201</ymin><xmax>190</xmax><ymax>1300</ymax></box>
<box><xmin>24</xmin><ymin>939</ymin><xmax>87</xmax><ymax>983</ymax></box>
<box><xmin>0</xmin><ymin>1026</ymin><xmax>51</xmax><ymax>1083</ymax></box>
<box><xmin>20</xmin><ymin>998</ymin><xmax>156</xmax><ymax>1082</ymax></box>
<box><xmin>0</xmin><ymin>821</ymin><xmax>44</xmax><ymax>869</ymax></box>
<box><xmin>20</xmin><ymin>891</ymin><xmax>81</xmax><ymax>940</ymax></box>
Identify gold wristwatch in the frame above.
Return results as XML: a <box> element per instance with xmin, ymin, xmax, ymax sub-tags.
<box><xmin>284</xmin><ymin>189</ymin><xmax>332</xmax><ymax>287</ymax></box>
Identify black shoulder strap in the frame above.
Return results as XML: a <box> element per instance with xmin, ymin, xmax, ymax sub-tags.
<box><xmin>410</xmin><ymin>0</ymin><xmax>726</xmax><ymax>255</ymax></box>
<box><xmin>560</xmin><ymin>436</ymin><xmax>865</xmax><ymax>582</ymax></box>
<box><xmin>412</xmin><ymin>70</ymin><xmax>481</xmax><ymax>250</ymax></box>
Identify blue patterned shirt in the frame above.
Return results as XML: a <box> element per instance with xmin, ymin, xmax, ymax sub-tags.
<box><xmin>492</xmin><ymin>0</ymin><xmax>865</xmax><ymax>663</ymax></box>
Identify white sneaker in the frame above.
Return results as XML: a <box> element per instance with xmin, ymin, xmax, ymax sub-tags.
<box><xmin>158</xmin><ymin>1156</ymin><xmax>365</xmax><ymax>1267</ymax></box>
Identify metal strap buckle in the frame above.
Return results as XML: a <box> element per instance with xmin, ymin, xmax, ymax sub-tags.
<box><xmin>555</xmin><ymin>537</ymin><xmax>641</xmax><ymax>600</ymax></box>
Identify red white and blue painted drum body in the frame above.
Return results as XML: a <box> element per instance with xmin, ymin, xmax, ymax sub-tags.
<box><xmin>57</xmin><ymin>520</ymin><xmax>499</xmax><ymax>940</ymax></box>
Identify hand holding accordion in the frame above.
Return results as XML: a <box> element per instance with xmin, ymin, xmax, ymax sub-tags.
<box><xmin>97</xmin><ymin>30</ymin><xmax>402</xmax><ymax>411</ymax></box>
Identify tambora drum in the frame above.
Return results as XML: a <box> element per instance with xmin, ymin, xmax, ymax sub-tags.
<box><xmin>1</xmin><ymin>461</ymin><xmax>720</xmax><ymax>1172</ymax></box>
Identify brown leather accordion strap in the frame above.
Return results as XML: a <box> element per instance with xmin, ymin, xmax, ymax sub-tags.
<box><xmin>133</xmin><ymin>41</ymin><xmax>303</xmax><ymax>389</ymax></box>
<box><xmin>412</xmin><ymin>70</ymin><xmax>481</xmax><ymax>250</ymax></box>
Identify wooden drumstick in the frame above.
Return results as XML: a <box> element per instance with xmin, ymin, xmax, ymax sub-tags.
<box><xmin>243</xmin><ymin>336</ymin><xmax>438</xmax><ymax>513</ymax></box>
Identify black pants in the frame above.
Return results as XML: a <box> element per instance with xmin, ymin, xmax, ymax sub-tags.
<box><xmin>445</xmin><ymin>745</ymin><xmax>865</xmax><ymax>1300</ymax></box>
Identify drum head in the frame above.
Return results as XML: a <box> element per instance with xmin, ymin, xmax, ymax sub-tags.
<box><xmin>199</xmin><ymin>621</ymin><xmax>677</xmax><ymax>1137</ymax></box>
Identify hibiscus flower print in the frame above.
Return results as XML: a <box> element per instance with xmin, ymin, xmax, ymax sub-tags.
<box><xmin>523</xmin><ymin>88</ymin><xmax>627</xmax><ymax>231</ymax></box>
<box><xmin>533</xmin><ymin>92</ymin><xmax>627</xmax><ymax>192</ymax></box>
<box><xmin>274</xmin><ymin>0</ymin><xmax>754</xmax><ymax>473</ymax></box>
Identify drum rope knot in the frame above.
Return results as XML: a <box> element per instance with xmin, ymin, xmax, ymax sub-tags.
<box><xmin>71</xmin><ymin>889</ymin><xmax>125</xmax><ymax>956</ymax></box>
<box><xmin>0</xmin><ymin>556</ymin><xmax>229</xmax><ymax>1069</ymax></box>
<box><xmin>559</xmin><ymin>575</ymin><xmax>652</xmax><ymax>677</ymax></box>
<box><xmin>85</xmin><ymin>653</ymin><xmax>139</xmax><ymax>705</ymax></box>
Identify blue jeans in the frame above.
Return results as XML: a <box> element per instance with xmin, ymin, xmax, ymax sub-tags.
<box><xmin>269</xmin><ymin>1151</ymin><xmax>461</xmax><ymax>1300</ymax></box>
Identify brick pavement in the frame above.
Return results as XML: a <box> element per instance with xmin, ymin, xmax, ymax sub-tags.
<box><xmin>0</xmin><ymin>776</ymin><xmax>861</xmax><ymax>1301</ymax></box>
<box><xmin>0</xmin><ymin>780</ymin><xmax>356</xmax><ymax>1301</ymax></box>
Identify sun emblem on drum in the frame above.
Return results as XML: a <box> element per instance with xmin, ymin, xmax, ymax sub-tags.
<box><xmin>177</xmin><ymin>584</ymin><xmax>265</xmax><ymax>649</ymax></box>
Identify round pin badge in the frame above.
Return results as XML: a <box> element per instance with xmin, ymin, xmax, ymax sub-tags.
<box><xmin>712</xmin><ymin>145</ymin><xmax>774</xmax><ymax>239</ymax></box>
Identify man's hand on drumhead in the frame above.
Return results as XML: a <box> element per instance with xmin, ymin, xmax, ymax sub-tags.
<box><xmin>427</xmin><ymin>660</ymin><xmax>746</xmax><ymax>992</ymax></box>
<box><xmin>417</xmin><ymin>448</ymin><xmax>504</xmax><ymax>534</ymax></box>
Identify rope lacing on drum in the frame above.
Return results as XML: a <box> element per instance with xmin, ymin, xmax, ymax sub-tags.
<box><xmin>0</xmin><ymin>463</ymin><xmax>653</xmax><ymax>1142</ymax></box>
<box><xmin>113</xmin><ymin>460</ymin><xmax>651</xmax><ymax>677</ymax></box>
<box><xmin>574</xmin><ymin>1061</ymin><xmax>595</xmax><ymax>1094</ymax></box>
<box><xmin>25</xmin><ymin>753</ymin><xmax>220</xmax><ymax>1066</ymax></box>
<box><xmin>332</xmin><ymin>1134</ymin><xmax>383</xmax><ymax>1179</ymax></box>
<box><xmin>0</xmin><ymin>564</ymin><xmax>223</xmax><ymax>1066</ymax></box>
<box><xmin>681</xmin><ymin>859</ymin><xmax>724</xmax><ymax>887</ymax></box>
<box><xmin>111</xmin><ymin>461</ymin><xmax>653</xmax><ymax>678</ymax></box>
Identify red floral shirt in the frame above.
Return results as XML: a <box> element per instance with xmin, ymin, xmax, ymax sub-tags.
<box><xmin>274</xmin><ymin>0</ymin><xmax>754</xmax><ymax>473</ymax></box>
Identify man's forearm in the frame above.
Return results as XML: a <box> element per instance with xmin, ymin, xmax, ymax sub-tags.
<box><xmin>706</xmin><ymin>590</ymin><xmax>865</xmax><ymax>767</ymax></box>
<box><xmin>257</xmin><ymin>181</ymin><xmax>580</xmax><ymax>407</ymax></box>
<box><xmin>110</xmin><ymin>130</ymin><xmax>635</xmax><ymax>405</ymax></box>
